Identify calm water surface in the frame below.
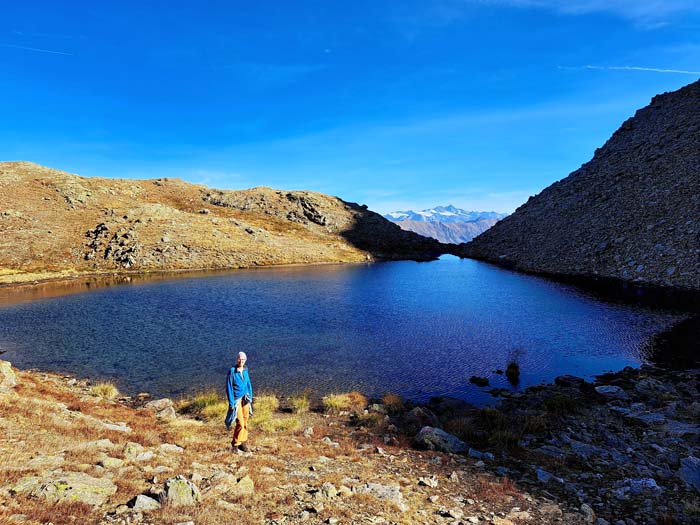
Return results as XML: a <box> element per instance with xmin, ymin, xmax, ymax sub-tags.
<box><xmin>0</xmin><ymin>257</ymin><xmax>685</xmax><ymax>403</ymax></box>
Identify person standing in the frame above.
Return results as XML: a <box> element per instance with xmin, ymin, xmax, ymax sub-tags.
<box><xmin>225</xmin><ymin>351</ymin><xmax>253</xmax><ymax>452</ymax></box>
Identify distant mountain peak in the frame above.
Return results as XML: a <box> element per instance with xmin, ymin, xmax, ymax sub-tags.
<box><xmin>383</xmin><ymin>206</ymin><xmax>506</xmax><ymax>224</ymax></box>
<box><xmin>383</xmin><ymin>205</ymin><xmax>507</xmax><ymax>244</ymax></box>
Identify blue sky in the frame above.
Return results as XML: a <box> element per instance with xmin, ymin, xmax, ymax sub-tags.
<box><xmin>1</xmin><ymin>1</ymin><xmax>699</xmax><ymax>213</ymax></box>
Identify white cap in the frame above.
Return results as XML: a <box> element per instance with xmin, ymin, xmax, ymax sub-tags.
<box><xmin>237</xmin><ymin>351</ymin><xmax>247</xmax><ymax>360</ymax></box>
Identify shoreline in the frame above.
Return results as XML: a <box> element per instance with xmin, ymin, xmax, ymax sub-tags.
<box><xmin>464</xmin><ymin>256</ymin><xmax>700</xmax><ymax>312</ymax></box>
<box><xmin>1</xmin><ymin>358</ymin><xmax>698</xmax><ymax>523</ymax></box>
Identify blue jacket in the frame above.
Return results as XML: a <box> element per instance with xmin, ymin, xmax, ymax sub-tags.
<box><xmin>225</xmin><ymin>366</ymin><xmax>253</xmax><ymax>429</ymax></box>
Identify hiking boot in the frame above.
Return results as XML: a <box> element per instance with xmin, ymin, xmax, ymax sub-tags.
<box><xmin>238</xmin><ymin>443</ymin><xmax>250</xmax><ymax>453</ymax></box>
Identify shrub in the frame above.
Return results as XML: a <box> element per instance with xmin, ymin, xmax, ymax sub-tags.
<box><xmin>322</xmin><ymin>391</ymin><xmax>367</xmax><ymax>414</ymax></box>
<box><xmin>289</xmin><ymin>393</ymin><xmax>310</xmax><ymax>414</ymax></box>
<box><xmin>489</xmin><ymin>430</ymin><xmax>520</xmax><ymax>452</ymax></box>
<box><xmin>90</xmin><ymin>382</ymin><xmax>119</xmax><ymax>401</ymax></box>
<box><xmin>381</xmin><ymin>393</ymin><xmax>405</xmax><ymax>415</ymax></box>
<box><xmin>250</xmin><ymin>393</ymin><xmax>280</xmax><ymax>430</ymax></box>
<box><xmin>178</xmin><ymin>391</ymin><xmax>224</xmax><ymax>415</ymax></box>
<box><xmin>544</xmin><ymin>394</ymin><xmax>579</xmax><ymax>416</ymax></box>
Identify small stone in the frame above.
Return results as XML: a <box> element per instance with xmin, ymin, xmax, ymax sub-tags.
<box><xmin>158</xmin><ymin>443</ymin><xmax>184</xmax><ymax>454</ymax></box>
<box><xmin>320</xmin><ymin>482</ymin><xmax>338</xmax><ymax>499</ymax></box>
<box><xmin>135</xmin><ymin>451</ymin><xmax>155</xmax><ymax>462</ymax></box>
<box><xmin>103</xmin><ymin>421</ymin><xmax>131</xmax><ymax>433</ymax></box>
<box><xmin>418</xmin><ymin>476</ymin><xmax>438</xmax><ymax>488</ymax></box>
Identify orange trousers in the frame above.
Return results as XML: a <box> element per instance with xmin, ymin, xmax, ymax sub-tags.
<box><xmin>231</xmin><ymin>399</ymin><xmax>250</xmax><ymax>447</ymax></box>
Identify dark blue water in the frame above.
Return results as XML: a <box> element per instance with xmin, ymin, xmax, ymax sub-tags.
<box><xmin>0</xmin><ymin>257</ymin><xmax>684</xmax><ymax>404</ymax></box>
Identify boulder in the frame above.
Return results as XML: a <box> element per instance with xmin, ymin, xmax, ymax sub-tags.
<box><xmin>413</xmin><ymin>426</ymin><xmax>467</xmax><ymax>454</ymax></box>
<box><xmin>123</xmin><ymin>442</ymin><xmax>145</xmax><ymax>460</ymax></box>
<box><xmin>0</xmin><ymin>361</ymin><xmax>17</xmax><ymax>391</ymax></box>
<box><xmin>679</xmin><ymin>456</ymin><xmax>700</xmax><ymax>492</ymax></box>
<box><xmin>404</xmin><ymin>407</ymin><xmax>440</xmax><ymax>435</ymax></box>
<box><xmin>99</xmin><ymin>457</ymin><xmax>124</xmax><ymax>469</ymax></box>
<box><xmin>129</xmin><ymin>494</ymin><xmax>161</xmax><ymax>511</ymax></box>
<box><xmin>206</xmin><ymin>471</ymin><xmax>254</xmax><ymax>498</ymax></box>
<box><xmin>595</xmin><ymin>385</ymin><xmax>629</xmax><ymax>400</ymax></box>
<box><xmin>635</xmin><ymin>377</ymin><xmax>672</xmax><ymax>399</ymax></box>
<box><xmin>156</xmin><ymin>406</ymin><xmax>177</xmax><ymax>420</ymax></box>
<box><xmin>161</xmin><ymin>475</ymin><xmax>201</xmax><ymax>507</ymax></box>
<box><xmin>10</xmin><ymin>472</ymin><xmax>117</xmax><ymax>506</ymax></box>
<box><xmin>353</xmin><ymin>483</ymin><xmax>406</xmax><ymax>512</ymax></box>
<box><xmin>144</xmin><ymin>398</ymin><xmax>177</xmax><ymax>420</ymax></box>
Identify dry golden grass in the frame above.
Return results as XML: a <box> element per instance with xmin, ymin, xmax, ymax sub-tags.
<box><xmin>90</xmin><ymin>381</ymin><xmax>120</xmax><ymax>400</ymax></box>
<box><xmin>322</xmin><ymin>391</ymin><xmax>368</xmax><ymax>413</ymax></box>
<box><xmin>289</xmin><ymin>392</ymin><xmax>310</xmax><ymax>413</ymax></box>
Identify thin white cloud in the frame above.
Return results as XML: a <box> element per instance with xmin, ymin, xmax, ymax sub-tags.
<box><xmin>483</xmin><ymin>0</ymin><xmax>700</xmax><ymax>26</ymax></box>
<box><xmin>0</xmin><ymin>43</ymin><xmax>73</xmax><ymax>56</ymax></box>
<box><xmin>560</xmin><ymin>64</ymin><xmax>700</xmax><ymax>75</ymax></box>
<box><xmin>399</xmin><ymin>0</ymin><xmax>700</xmax><ymax>29</ymax></box>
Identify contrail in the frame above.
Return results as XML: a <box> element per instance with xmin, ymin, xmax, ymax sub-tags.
<box><xmin>0</xmin><ymin>43</ymin><xmax>73</xmax><ymax>56</ymax></box>
<box><xmin>583</xmin><ymin>65</ymin><xmax>700</xmax><ymax>75</ymax></box>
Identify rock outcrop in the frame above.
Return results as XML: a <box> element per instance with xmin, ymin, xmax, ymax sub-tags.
<box><xmin>460</xmin><ymin>80</ymin><xmax>700</xmax><ymax>291</ymax></box>
<box><xmin>0</xmin><ymin>360</ymin><xmax>16</xmax><ymax>391</ymax></box>
<box><xmin>0</xmin><ymin>162</ymin><xmax>450</xmax><ymax>285</ymax></box>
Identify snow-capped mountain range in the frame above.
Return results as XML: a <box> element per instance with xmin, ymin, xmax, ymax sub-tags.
<box><xmin>384</xmin><ymin>205</ymin><xmax>506</xmax><ymax>223</ymax></box>
<box><xmin>383</xmin><ymin>205</ymin><xmax>508</xmax><ymax>244</ymax></box>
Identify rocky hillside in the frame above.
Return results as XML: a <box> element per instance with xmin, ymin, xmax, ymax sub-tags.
<box><xmin>0</xmin><ymin>162</ymin><xmax>450</xmax><ymax>285</ymax></box>
<box><xmin>460</xmin><ymin>80</ymin><xmax>700</xmax><ymax>291</ymax></box>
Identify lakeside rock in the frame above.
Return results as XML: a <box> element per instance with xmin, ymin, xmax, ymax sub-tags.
<box><xmin>0</xmin><ymin>360</ymin><xmax>16</xmax><ymax>391</ymax></box>
<box><xmin>460</xmin><ymin>80</ymin><xmax>700</xmax><ymax>291</ymax></box>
